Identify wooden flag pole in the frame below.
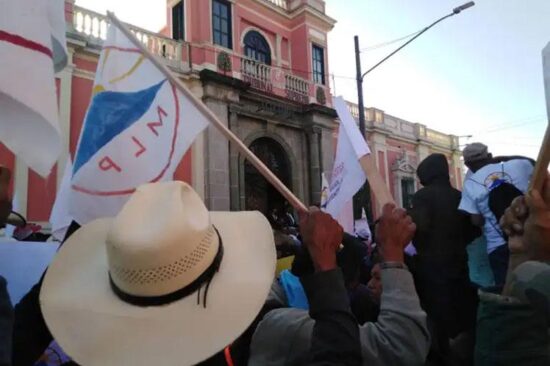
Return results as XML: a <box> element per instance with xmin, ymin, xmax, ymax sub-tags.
<box><xmin>530</xmin><ymin>125</ymin><xmax>550</xmax><ymax>192</ymax></box>
<box><xmin>358</xmin><ymin>155</ymin><xmax>395</xmax><ymax>210</ymax></box>
<box><xmin>531</xmin><ymin>42</ymin><xmax>550</xmax><ymax>192</ymax></box>
<box><xmin>107</xmin><ymin>12</ymin><xmax>309</xmax><ymax>213</ymax></box>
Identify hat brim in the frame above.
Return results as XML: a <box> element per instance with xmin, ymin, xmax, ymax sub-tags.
<box><xmin>40</xmin><ymin>211</ymin><xmax>276</xmax><ymax>366</ymax></box>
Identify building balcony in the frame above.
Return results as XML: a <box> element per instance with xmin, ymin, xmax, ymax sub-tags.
<box><xmin>261</xmin><ymin>0</ymin><xmax>326</xmax><ymax>14</ymax></box>
<box><xmin>70</xmin><ymin>5</ymin><xmax>330</xmax><ymax>106</ymax></box>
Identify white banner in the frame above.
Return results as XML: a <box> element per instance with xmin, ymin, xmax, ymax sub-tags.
<box><xmin>50</xmin><ymin>159</ymin><xmax>73</xmax><ymax>241</ymax></box>
<box><xmin>64</xmin><ymin>24</ymin><xmax>208</xmax><ymax>224</ymax></box>
<box><xmin>0</xmin><ymin>1</ymin><xmax>67</xmax><ymax>177</ymax></box>
<box><xmin>0</xmin><ymin>241</ymin><xmax>59</xmax><ymax>305</ymax></box>
<box><xmin>321</xmin><ymin>172</ymin><xmax>354</xmax><ymax>233</ymax></box>
<box><xmin>323</xmin><ymin>96</ymin><xmax>370</xmax><ymax>219</ymax></box>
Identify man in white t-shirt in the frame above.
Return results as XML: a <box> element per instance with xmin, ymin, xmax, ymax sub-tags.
<box><xmin>459</xmin><ymin>143</ymin><xmax>534</xmax><ymax>286</ymax></box>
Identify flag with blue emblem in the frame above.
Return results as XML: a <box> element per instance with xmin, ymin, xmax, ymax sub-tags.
<box><xmin>66</xmin><ymin>23</ymin><xmax>208</xmax><ymax>225</ymax></box>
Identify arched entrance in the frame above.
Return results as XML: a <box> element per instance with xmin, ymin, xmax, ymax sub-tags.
<box><xmin>244</xmin><ymin>137</ymin><xmax>291</xmax><ymax>221</ymax></box>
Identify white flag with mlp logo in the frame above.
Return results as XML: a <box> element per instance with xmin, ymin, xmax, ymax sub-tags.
<box><xmin>323</xmin><ymin>96</ymin><xmax>370</xmax><ymax>220</ymax></box>
<box><xmin>67</xmin><ymin>23</ymin><xmax>208</xmax><ymax>224</ymax></box>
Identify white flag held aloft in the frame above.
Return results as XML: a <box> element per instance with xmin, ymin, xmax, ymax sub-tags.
<box><xmin>323</xmin><ymin>96</ymin><xmax>370</xmax><ymax>219</ymax></box>
<box><xmin>320</xmin><ymin>172</ymin><xmax>329</xmax><ymax>208</ymax></box>
<box><xmin>49</xmin><ymin>158</ymin><xmax>73</xmax><ymax>241</ymax></box>
<box><xmin>65</xmin><ymin>23</ymin><xmax>208</xmax><ymax>224</ymax></box>
<box><xmin>0</xmin><ymin>0</ymin><xmax>67</xmax><ymax>177</ymax></box>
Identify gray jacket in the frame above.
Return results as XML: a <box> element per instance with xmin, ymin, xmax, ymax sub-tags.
<box><xmin>248</xmin><ymin>268</ymin><xmax>430</xmax><ymax>366</ymax></box>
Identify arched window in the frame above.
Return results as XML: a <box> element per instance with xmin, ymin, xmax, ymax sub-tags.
<box><xmin>243</xmin><ymin>31</ymin><xmax>271</xmax><ymax>65</ymax></box>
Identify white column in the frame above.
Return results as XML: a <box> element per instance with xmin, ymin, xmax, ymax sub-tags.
<box><xmin>56</xmin><ymin>49</ymin><xmax>75</xmax><ymax>190</ymax></box>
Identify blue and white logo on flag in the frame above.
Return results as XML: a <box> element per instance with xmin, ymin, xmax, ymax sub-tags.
<box><xmin>67</xmin><ymin>25</ymin><xmax>208</xmax><ymax>224</ymax></box>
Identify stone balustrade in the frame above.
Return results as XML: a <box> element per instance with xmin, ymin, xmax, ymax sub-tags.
<box><xmin>346</xmin><ymin>102</ymin><xmax>458</xmax><ymax>150</ymax></box>
<box><xmin>72</xmin><ymin>6</ymin><xmax>184</xmax><ymax>69</ymax></box>
<box><xmin>264</xmin><ymin>0</ymin><xmax>289</xmax><ymax>10</ymax></box>
<box><xmin>70</xmin><ymin>5</ymin><xmax>319</xmax><ymax>104</ymax></box>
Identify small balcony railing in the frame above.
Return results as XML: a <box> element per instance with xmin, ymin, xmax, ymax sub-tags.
<box><xmin>70</xmin><ymin>5</ymin><xmax>324</xmax><ymax>105</ymax></box>
<box><xmin>264</xmin><ymin>0</ymin><xmax>289</xmax><ymax>10</ymax></box>
<box><xmin>241</xmin><ymin>58</ymin><xmax>273</xmax><ymax>93</ymax></box>
<box><xmin>72</xmin><ymin>5</ymin><xmax>184</xmax><ymax>69</ymax></box>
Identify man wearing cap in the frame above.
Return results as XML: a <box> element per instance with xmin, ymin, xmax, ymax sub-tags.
<box><xmin>460</xmin><ymin>143</ymin><xmax>534</xmax><ymax>287</ymax></box>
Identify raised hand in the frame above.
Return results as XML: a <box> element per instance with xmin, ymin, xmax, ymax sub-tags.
<box><xmin>375</xmin><ymin>203</ymin><xmax>416</xmax><ymax>263</ymax></box>
<box><xmin>299</xmin><ymin>207</ymin><xmax>344</xmax><ymax>272</ymax></box>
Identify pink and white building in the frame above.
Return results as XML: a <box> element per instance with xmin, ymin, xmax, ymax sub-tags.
<box><xmin>0</xmin><ymin>0</ymin><xmax>337</xmax><ymax>227</ymax></box>
<box><xmin>0</xmin><ymin>0</ymin><xmax>462</xmax><ymax>230</ymax></box>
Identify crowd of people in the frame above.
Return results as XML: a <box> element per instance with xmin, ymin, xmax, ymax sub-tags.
<box><xmin>0</xmin><ymin>142</ymin><xmax>549</xmax><ymax>366</ymax></box>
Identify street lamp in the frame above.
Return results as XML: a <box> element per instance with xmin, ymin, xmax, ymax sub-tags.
<box><xmin>354</xmin><ymin>1</ymin><xmax>475</xmax><ymax>136</ymax></box>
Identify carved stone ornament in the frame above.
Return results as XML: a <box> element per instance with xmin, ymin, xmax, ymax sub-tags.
<box><xmin>391</xmin><ymin>149</ymin><xmax>416</xmax><ymax>174</ymax></box>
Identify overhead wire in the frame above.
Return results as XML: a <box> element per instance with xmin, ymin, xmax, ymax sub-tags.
<box><xmin>470</xmin><ymin>116</ymin><xmax>546</xmax><ymax>135</ymax></box>
<box><xmin>360</xmin><ymin>29</ymin><xmax>424</xmax><ymax>52</ymax></box>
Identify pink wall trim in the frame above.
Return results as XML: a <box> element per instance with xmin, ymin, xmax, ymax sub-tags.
<box><xmin>0</xmin><ymin>144</ymin><xmax>15</xmax><ymax>197</ymax></box>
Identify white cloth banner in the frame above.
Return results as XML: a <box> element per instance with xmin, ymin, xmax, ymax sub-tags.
<box><xmin>320</xmin><ymin>172</ymin><xmax>329</xmax><ymax>207</ymax></box>
<box><xmin>0</xmin><ymin>1</ymin><xmax>67</xmax><ymax>177</ymax></box>
<box><xmin>321</xmin><ymin>172</ymin><xmax>354</xmax><ymax>233</ymax></box>
<box><xmin>49</xmin><ymin>159</ymin><xmax>73</xmax><ymax>241</ymax></box>
<box><xmin>354</xmin><ymin>208</ymin><xmax>372</xmax><ymax>241</ymax></box>
<box><xmin>66</xmin><ymin>24</ymin><xmax>208</xmax><ymax>224</ymax></box>
<box><xmin>323</xmin><ymin>96</ymin><xmax>370</xmax><ymax>219</ymax></box>
<box><xmin>0</xmin><ymin>241</ymin><xmax>59</xmax><ymax>305</ymax></box>
<box><xmin>49</xmin><ymin>0</ymin><xmax>69</xmax><ymax>72</ymax></box>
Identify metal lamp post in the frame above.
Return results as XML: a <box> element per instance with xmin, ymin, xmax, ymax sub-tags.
<box><xmin>354</xmin><ymin>1</ymin><xmax>475</xmax><ymax>136</ymax></box>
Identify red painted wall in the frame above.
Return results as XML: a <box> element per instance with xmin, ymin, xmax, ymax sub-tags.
<box><xmin>0</xmin><ymin>144</ymin><xmax>15</xmax><ymax>197</ymax></box>
<box><xmin>27</xmin><ymin>166</ymin><xmax>57</xmax><ymax>221</ymax></box>
<box><xmin>173</xmin><ymin>150</ymin><xmax>193</xmax><ymax>183</ymax></box>
<box><xmin>26</xmin><ymin>78</ymin><xmax>62</xmax><ymax>221</ymax></box>
<box><xmin>290</xmin><ymin>25</ymin><xmax>309</xmax><ymax>80</ymax></box>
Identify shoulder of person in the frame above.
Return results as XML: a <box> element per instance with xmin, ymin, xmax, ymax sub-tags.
<box><xmin>493</xmin><ymin>155</ymin><xmax>535</xmax><ymax>166</ymax></box>
<box><xmin>413</xmin><ymin>186</ymin><xmax>430</xmax><ymax>197</ymax></box>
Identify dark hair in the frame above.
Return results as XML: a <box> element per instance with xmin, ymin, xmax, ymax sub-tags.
<box><xmin>338</xmin><ymin>233</ymin><xmax>368</xmax><ymax>284</ymax></box>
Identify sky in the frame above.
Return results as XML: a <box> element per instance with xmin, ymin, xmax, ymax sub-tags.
<box><xmin>75</xmin><ymin>0</ymin><xmax>550</xmax><ymax>159</ymax></box>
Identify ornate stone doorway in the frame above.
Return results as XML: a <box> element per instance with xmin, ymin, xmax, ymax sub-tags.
<box><xmin>244</xmin><ymin>137</ymin><xmax>291</xmax><ymax>219</ymax></box>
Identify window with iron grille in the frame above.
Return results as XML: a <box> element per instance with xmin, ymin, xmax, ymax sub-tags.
<box><xmin>401</xmin><ymin>178</ymin><xmax>415</xmax><ymax>209</ymax></box>
<box><xmin>172</xmin><ymin>1</ymin><xmax>184</xmax><ymax>41</ymax></box>
<box><xmin>212</xmin><ymin>0</ymin><xmax>232</xmax><ymax>49</ymax></box>
<box><xmin>312</xmin><ymin>45</ymin><xmax>325</xmax><ymax>85</ymax></box>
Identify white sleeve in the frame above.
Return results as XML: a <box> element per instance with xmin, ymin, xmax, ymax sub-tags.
<box><xmin>459</xmin><ymin>184</ymin><xmax>480</xmax><ymax>214</ymax></box>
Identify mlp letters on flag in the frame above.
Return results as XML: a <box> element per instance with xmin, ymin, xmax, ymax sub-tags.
<box><xmin>66</xmin><ymin>23</ymin><xmax>208</xmax><ymax>224</ymax></box>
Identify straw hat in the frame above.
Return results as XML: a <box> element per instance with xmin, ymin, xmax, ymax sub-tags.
<box><xmin>40</xmin><ymin>181</ymin><xmax>276</xmax><ymax>366</ymax></box>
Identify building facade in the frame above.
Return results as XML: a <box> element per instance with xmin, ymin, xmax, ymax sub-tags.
<box><xmin>346</xmin><ymin>102</ymin><xmax>464</xmax><ymax>218</ymax></box>
<box><xmin>0</xmin><ymin>0</ymin><xmax>337</xmax><ymax>227</ymax></box>
<box><xmin>0</xmin><ymin>0</ymin><xmax>463</xmax><ymax>231</ymax></box>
